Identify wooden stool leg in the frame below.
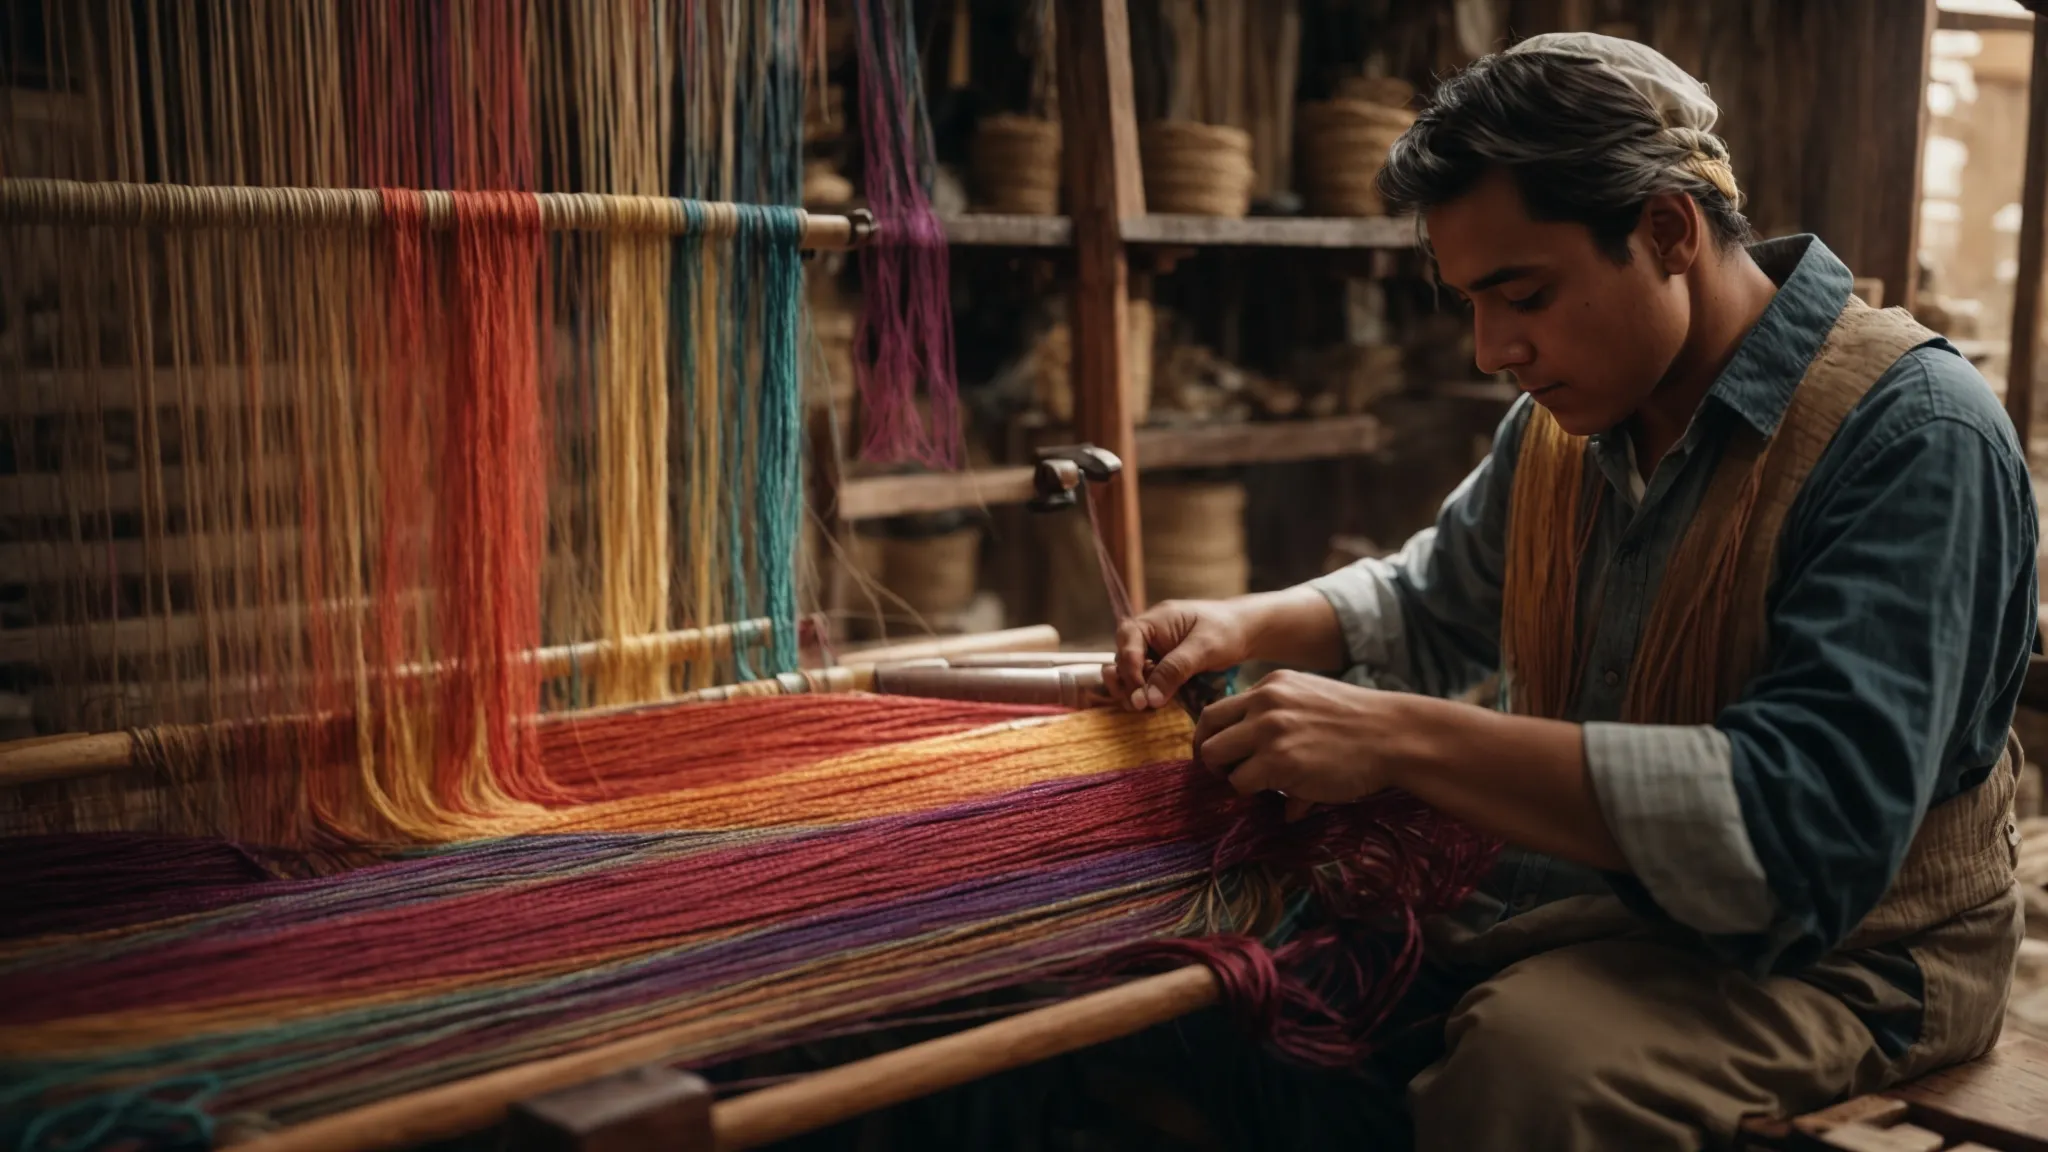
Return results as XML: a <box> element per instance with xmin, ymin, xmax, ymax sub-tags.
<box><xmin>506</xmin><ymin>1065</ymin><xmax>713</xmax><ymax>1152</ymax></box>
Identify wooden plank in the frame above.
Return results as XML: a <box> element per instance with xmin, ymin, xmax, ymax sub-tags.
<box><xmin>1817</xmin><ymin>1123</ymin><xmax>1942</xmax><ymax>1152</ymax></box>
<box><xmin>836</xmin><ymin>466</ymin><xmax>1040</xmax><ymax>520</ymax></box>
<box><xmin>1890</xmin><ymin>1036</ymin><xmax>2048</xmax><ymax>1152</ymax></box>
<box><xmin>1939</xmin><ymin>8</ymin><xmax>2035</xmax><ymax>34</ymax></box>
<box><xmin>1119</xmin><ymin>214</ymin><xmax>1416</xmax><ymax>248</ymax></box>
<box><xmin>2008</xmin><ymin>13</ymin><xmax>2048</xmax><ymax>459</ymax></box>
<box><xmin>1136</xmin><ymin>415</ymin><xmax>1383</xmax><ymax>471</ymax></box>
<box><xmin>1057</xmin><ymin>0</ymin><xmax>1146</xmax><ymax>609</ymax></box>
<box><xmin>941</xmin><ymin>215</ymin><xmax>1074</xmax><ymax>247</ymax></box>
<box><xmin>1794</xmin><ymin>1095</ymin><xmax>1913</xmax><ymax>1138</ymax></box>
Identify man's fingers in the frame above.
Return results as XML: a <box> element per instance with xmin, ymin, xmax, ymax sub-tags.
<box><xmin>1111</xmin><ymin>620</ymin><xmax>1152</xmax><ymax>709</ymax></box>
<box><xmin>1220</xmin><ymin>749</ymin><xmax>1288</xmax><ymax>797</ymax></box>
<box><xmin>1143</xmin><ymin>640</ymin><xmax>1211</xmax><ymax>708</ymax></box>
<box><xmin>1190</xmin><ymin>689</ymin><xmax>1254</xmax><ymax>756</ymax></box>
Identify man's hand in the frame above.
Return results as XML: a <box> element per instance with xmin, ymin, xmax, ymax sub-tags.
<box><xmin>1102</xmin><ymin>587</ymin><xmax>1351</xmax><ymax>712</ymax></box>
<box><xmin>1105</xmin><ymin>599</ymin><xmax>1255</xmax><ymax>711</ymax></box>
<box><xmin>1192</xmin><ymin>670</ymin><xmax>1412</xmax><ymax>819</ymax></box>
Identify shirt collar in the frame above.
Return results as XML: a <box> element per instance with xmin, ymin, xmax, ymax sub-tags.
<box><xmin>1695</xmin><ymin>233</ymin><xmax>1853</xmax><ymax>437</ymax></box>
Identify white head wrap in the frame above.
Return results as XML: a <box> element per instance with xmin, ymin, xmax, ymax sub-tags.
<box><xmin>1505</xmin><ymin>32</ymin><xmax>1741</xmax><ymax>206</ymax></box>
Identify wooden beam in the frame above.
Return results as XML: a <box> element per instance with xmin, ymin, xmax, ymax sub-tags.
<box><xmin>1057</xmin><ymin>0</ymin><xmax>1146</xmax><ymax>610</ymax></box>
<box><xmin>222</xmin><ymin>966</ymin><xmax>1220</xmax><ymax>1152</ymax></box>
<box><xmin>1938</xmin><ymin>8</ymin><xmax>2035</xmax><ymax>34</ymax></box>
<box><xmin>1119</xmin><ymin>214</ymin><xmax>1414</xmax><ymax>248</ymax></box>
<box><xmin>941</xmin><ymin>215</ymin><xmax>1074</xmax><ymax>247</ymax></box>
<box><xmin>836</xmin><ymin>466</ymin><xmax>1040</xmax><ymax>520</ymax></box>
<box><xmin>712</xmin><ymin>967</ymin><xmax>1220</xmax><ymax>1149</ymax></box>
<box><xmin>2008</xmin><ymin>14</ymin><xmax>2048</xmax><ymax>458</ymax></box>
<box><xmin>1136</xmin><ymin>415</ymin><xmax>1383</xmax><ymax>471</ymax></box>
<box><xmin>1861</xmin><ymin>0</ymin><xmax>1939</xmax><ymax>317</ymax></box>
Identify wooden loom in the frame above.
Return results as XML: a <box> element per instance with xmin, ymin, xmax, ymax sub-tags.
<box><xmin>0</xmin><ymin>2</ymin><xmax>1308</xmax><ymax>1146</ymax></box>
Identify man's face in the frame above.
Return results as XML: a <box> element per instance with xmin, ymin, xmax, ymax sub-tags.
<box><xmin>1425</xmin><ymin>169</ymin><xmax>1692</xmax><ymax>436</ymax></box>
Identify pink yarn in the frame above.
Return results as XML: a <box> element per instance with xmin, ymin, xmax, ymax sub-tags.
<box><xmin>1107</xmin><ymin>790</ymin><xmax>1501</xmax><ymax>1068</ymax></box>
<box><xmin>851</xmin><ymin>0</ymin><xmax>961</xmax><ymax>468</ymax></box>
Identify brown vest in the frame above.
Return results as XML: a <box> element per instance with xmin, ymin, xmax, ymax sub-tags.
<box><xmin>1501</xmin><ymin>298</ymin><xmax>2023</xmax><ymax>1074</ymax></box>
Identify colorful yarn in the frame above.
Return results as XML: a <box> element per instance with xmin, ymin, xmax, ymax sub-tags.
<box><xmin>851</xmin><ymin>0</ymin><xmax>962</xmax><ymax>467</ymax></box>
<box><xmin>0</xmin><ymin>704</ymin><xmax>1497</xmax><ymax>1146</ymax></box>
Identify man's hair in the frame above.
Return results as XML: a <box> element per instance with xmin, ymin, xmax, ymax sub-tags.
<box><xmin>1376</xmin><ymin>49</ymin><xmax>1755</xmax><ymax>262</ymax></box>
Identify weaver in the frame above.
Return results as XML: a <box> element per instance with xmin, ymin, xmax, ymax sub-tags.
<box><xmin>0</xmin><ymin>3</ymin><xmax>1498</xmax><ymax>1148</ymax></box>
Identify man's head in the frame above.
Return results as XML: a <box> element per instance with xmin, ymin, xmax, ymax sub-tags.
<box><xmin>1377</xmin><ymin>34</ymin><xmax>1756</xmax><ymax>435</ymax></box>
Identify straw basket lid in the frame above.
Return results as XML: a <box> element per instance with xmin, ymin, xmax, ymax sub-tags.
<box><xmin>1333</xmin><ymin>75</ymin><xmax>1417</xmax><ymax>108</ymax></box>
<box><xmin>1298</xmin><ymin>98</ymin><xmax>1417</xmax><ymax>136</ymax></box>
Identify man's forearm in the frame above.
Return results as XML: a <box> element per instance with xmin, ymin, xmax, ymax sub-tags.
<box><xmin>1241</xmin><ymin>586</ymin><xmax>1350</xmax><ymax>672</ymax></box>
<box><xmin>1383</xmin><ymin>694</ymin><xmax>1630</xmax><ymax>873</ymax></box>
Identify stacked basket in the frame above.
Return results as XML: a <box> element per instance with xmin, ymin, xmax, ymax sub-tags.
<box><xmin>1142</xmin><ymin>480</ymin><xmax>1249</xmax><ymax>602</ymax></box>
<box><xmin>1140</xmin><ymin>121</ymin><xmax>1255</xmax><ymax>217</ymax></box>
<box><xmin>1297</xmin><ymin>79</ymin><xmax>1417</xmax><ymax>217</ymax></box>
<box><xmin>970</xmin><ymin>115</ymin><xmax>1063</xmax><ymax>215</ymax></box>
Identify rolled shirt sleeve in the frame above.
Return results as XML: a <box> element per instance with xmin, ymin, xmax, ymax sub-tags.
<box><xmin>1306</xmin><ymin>397</ymin><xmax>1529</xmax><ymax>699</ymax></box>
<box><xmin>1598</xmin><ymin>354</ymin><xmax>2037</xmax><ymax>974</ymax></box>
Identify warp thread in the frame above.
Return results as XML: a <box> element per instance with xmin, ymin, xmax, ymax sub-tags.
<box><xmin>851</xmin><ymin>0</ymin><xmax>963</xmax><ymax>467</ymax></box>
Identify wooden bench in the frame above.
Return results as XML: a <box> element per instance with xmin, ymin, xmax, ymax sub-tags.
<box><xmin>1739</xmin><ymin>1035</ymin><xmax>2048</xmax><ymax>1152</ymax></box>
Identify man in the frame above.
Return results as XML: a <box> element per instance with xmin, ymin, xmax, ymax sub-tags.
<box><xmin>1101</xmin><ymin>33</ymin><xmax>2035</xmax><ymax>1151</ymax></box>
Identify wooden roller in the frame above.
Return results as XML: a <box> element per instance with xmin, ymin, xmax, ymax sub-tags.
<box><xmin>235</xmin><ymin>966</ymin><xmax>1222</xmax><ymax>1152</ymax></box>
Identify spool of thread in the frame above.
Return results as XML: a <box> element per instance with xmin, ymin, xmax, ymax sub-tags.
<box><xmin>1140</xmin><ymin>121</ymin><xmax>1255</xmax><ymax>218</ymax></box>
<box><xmin>970</xmin><ymin>115</ymin><xmax>1063</xmax><ymax>215</ymax></box>
<box><xmin>1142</xmin><ymin>481</ymin><xmax>1249</xmax><ymax>602</ymax></box>
<box><xmin>1296</xmin><ymin>98</ymin><xmax>1415</xmax><ymax>218</ymax></box>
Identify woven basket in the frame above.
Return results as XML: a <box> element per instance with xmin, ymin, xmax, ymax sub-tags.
<box><xmin>970</xmin><ymin>115</ymin><xmax>1062</xmax><ymax>215</ymax></box>
<box><xmin>1298</xmin><ymin>98</ymin><xmax>1416</xmax><ymax>217</ymax></box>
<box><xmin>1142</xmin><ymin>481</ymin><xmax>1249</xmax><ymax>602</ymax></box>
<box><xmin>1141</xmin><ymin>121</ymin><xmax>1255</xmax><ymax>218</ymax></box>
<box><xmin>882</xmin><ymin>527</ymin><xmax>983</xmax><ymax>619</ymax></box>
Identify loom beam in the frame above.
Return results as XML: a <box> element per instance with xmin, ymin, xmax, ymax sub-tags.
<box><xmin>0</xmin><ymin>628</ymin><xmax>1087</xmax><ymax>788</ymax></box>
<box><xmin>230</xmin><ymin>966</ymin><xmax>1221</xmax><ymax>1152</ymax></box>
<box><xmin>0</xmin><ymin>180</ymin><xmax>875</xmax><ymax>250</ymax></box>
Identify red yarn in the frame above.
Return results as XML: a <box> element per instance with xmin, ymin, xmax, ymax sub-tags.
<box><xmin>1108</xmin><ymin>790</ymin><xmax>1501</xmax><ymax>1069</ymax></box>
<box><xmin>440</xmin><ymin>190</ymin><xmax>556</xmax><ymax>804</ymax></box>
<box><xmin>538</xmin><ymin>695</ymin><xmax>1059</xmax><ymax>799</ymax></box>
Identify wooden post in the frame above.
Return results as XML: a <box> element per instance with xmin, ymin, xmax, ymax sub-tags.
<box><xmin>1859</xmin><ymin>0</ymin><xmax>1938</xmax><ymax>318</ymax></box>
<box><xmin>2006</xmin><ymin>15</ymin><xmax>2048</xmax><ymax>459</ymax></box>
<box><xmin>1057</xmin><ymin>0</ymin><xmax>1147</xmax><ymax>611</ymax></box>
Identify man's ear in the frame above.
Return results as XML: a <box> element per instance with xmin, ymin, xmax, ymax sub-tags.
<box><xmin>1640</xmin><ymin>191</ymin><xmax>1702</xmax><ymax>276</ymax></box>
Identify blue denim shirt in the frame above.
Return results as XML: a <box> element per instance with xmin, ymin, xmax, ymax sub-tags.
<box><xmin>1309</xmin><ymin>235</ymin><xmax>2037</xmax><ymax>981</ymax></box>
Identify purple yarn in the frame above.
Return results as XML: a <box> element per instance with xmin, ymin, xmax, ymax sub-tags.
<box><xmin>851</xmin><ymin>0</ymin><xmax>960</xmax><ymax>467</ymax></box>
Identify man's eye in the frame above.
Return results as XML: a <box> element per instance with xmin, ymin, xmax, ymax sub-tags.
<box><xmin>1507</xmin><ymin>289</ymin><xmax>1551</xmax><ymax>313</ymax></box>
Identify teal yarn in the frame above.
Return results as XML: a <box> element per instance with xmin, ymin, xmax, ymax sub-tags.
<box><xmin>10</xmin><ymin>1073</ymin><xmax>219</xmax><ymax>1152</ymax></box>
<box><xmin>750</xmin><ymin>203</ymin><xmax>805</xmax><ymax>675</ymax></box>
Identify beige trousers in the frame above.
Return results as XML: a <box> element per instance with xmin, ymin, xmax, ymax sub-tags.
<box><xmin>1408</xmin><ymin>891</ymin><xmax>2024</xmax><ymax>1152</ymax></box>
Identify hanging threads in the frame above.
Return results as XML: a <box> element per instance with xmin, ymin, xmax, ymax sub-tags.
<box><xmin>851</xmin><ymin>0</ymin><xmax>963</xmax><ymax>467</ymax></box>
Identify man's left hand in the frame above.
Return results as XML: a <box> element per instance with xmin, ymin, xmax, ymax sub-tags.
<box><xmin>1192</xmin><ymin>669</ymin><xmax>1411</xmax><ymax>819</ymax></box>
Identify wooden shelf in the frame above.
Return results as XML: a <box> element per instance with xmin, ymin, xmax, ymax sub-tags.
<box><xmin>1119</xmin><ymin>214</ymin><xmax>1416</xmax><ymax>249</ymax></box>
<box><xmin>941</xmin><ymin>215</ymin><xmax>1074</xmax><ymax>247</ymax></box>
<box><xmin>1937</xmin><ymin>8</ymin><xmax>2033</xmax><ymax>35</ymax></box>
<box><xmin>1136</xmin><ymin>415</ymin><xmax>1384</xmax><ymax>470</ymax></box>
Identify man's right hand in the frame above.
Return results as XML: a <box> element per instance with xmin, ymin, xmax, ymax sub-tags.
<box><xmin>1102</xmin><ymin>587</ymin><xmax>1351</xmax><ymax>711</ymax></box>
<box><xmin>1105</xmin><ymin>599</ymin><xmax>1255</xmax><ymax>711</ymax></box>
